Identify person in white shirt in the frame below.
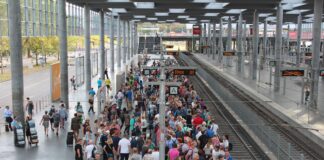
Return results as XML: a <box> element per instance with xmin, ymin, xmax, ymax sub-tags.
<box><xmin>212</xmin><ymin>145</ymin><xmax>225</xmax><ymax>160</ymax></box>
<box><xmin>151</xmin><ymin>147</ymin><xmax>159</xmax><ymax>160</ymax></box>
<box><xmin>211</xmin><ymin>120</ymin><xmax>219</xmax><ymax>136</ymax></box>
<box><xmin>85</xmin><ymin>140</ymin><xmax>95</xmax><ymax>160</ymax></box>
<box><xmin>118</xmin><ymin>135</ymin><xmax>131</xmax><ymax>160</ymax></box>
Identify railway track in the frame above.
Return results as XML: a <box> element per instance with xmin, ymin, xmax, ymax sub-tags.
<box><xmin>180</xmin><ymin>53</ymin><xmax>324</xmax><ymax>160</ymax></box>
<box><xmin>176</xmin><ymin>56</ymin><xmax>268</xmax><ymax>160</ymax></box>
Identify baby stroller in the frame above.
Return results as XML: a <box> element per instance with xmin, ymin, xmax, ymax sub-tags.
<box><xmin>14</xmin><ymin>123</ymin><xmax>25</xmax><ymax>147</ymax></box>
<box><xmin>28</xmin><ymin>120</ymin><xmax>39</xmax><ymax>146</ymax></box>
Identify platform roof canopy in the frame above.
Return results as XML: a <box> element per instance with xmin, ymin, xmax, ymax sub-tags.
<box><xmin>67</xmin><ymin>0</ymin><xmax>322</xmax><ymax>24</ymax></box>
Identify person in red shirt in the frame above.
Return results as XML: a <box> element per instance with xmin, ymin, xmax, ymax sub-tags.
<box><xmin>192</xmin><ymin>114</ymin><xmax>204</xmax><ymax>128</ymax></box>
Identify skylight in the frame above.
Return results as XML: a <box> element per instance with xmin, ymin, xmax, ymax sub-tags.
<box><xmin>205</xmin><ymin>2</ymin><xmax>228</xmax><ymax>9</ymax></box>
<box><xmin>204</xmin><ymin>13</ymin><xmax>218</xmax><ymax>16</ymax></box>
<box><xmin>259</xmin><ymin>13</ymin><xmax>272</xmax><ymax>17</ymax></box>
<box><xmin>187</xmin><ymin>18</ymin><xmax>196</xmax><ymax>21</ymax></box>
<box><xmin>166</xmin><ymin>19</ymin><xmax>175</xmax><ymax>22</ymax></box>
<box><xmin>286</xmin><ymin>10</ymin><xmax>309</xmax><ymax>14</ymax></box>
<box><xmin>169</xmin><ymin>8</ymin><xmax>186</xmax><ymax>13</ymax></box>
<box><xmin>200</xmin><ymin>19</ymin><xmax>210</xmax><ymax>22</ymax></box>
<box><xmin>155</xmin><ymin>12</ymin><xmax>169</xmax><ymax>16</ymax></box>
<box><xmin>134</xmin><ymin>2</ymin><xmax>155</xmax><ymax>9</ymax></box>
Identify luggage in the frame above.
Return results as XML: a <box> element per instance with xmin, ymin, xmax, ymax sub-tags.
<box><xmin>5</xmin><ymin>124</ymin><xmax>9</xmax><ymax>132</ymax></box>
<box><xmin>14</xmin><ymin>128</ymin><xmax>26</xmax><ymax>147</ymax></box>
<box><xmin>29</xmin><ymin>126</ymin><xmax>38</xmax><ymax>146</ymax></box>
<box><xmin>66</xmin><ymin>132</ymin><xmax>74</xmax><ymax>146</ymax></box>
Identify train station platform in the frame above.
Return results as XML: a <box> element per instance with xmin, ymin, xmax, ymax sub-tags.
<box><xmin>0</xmin><ymin>55</ymin><xmax>137</xmax><ymax>160</ymax></box>
<box><xmin>193</xmin><ymin>53</ymin><xmax>324</xmax><ymax>144</ymax></box>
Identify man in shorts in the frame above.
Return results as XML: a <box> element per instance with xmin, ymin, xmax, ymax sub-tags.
<box><xmin>25</xmin><ymin>97</ymin><xmax>34</xmax><ymax>118</ymax></box>
<box><xmin>53</xmin><ymin>109</ymin><xmax>60</xmax><ymax>136</ymax></box>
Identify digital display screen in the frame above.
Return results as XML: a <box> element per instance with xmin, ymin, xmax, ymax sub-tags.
<box><xmin>281</xmin><ymin>70</ymin><xmax>304</xmax><ymax>76</ymax></box>
<box><xmin>223</xmin><ymin>51</ymin><xmax>235</xmax><ymax>56</ymax></box>
<box><xmin>173</xmin><ymin>69</ymin><xmax>196</xmax><ymax>75</ymax></box>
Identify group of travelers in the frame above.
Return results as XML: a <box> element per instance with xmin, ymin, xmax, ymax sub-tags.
<box><xmin>2</xmin><ymin>56</ymin><xmax>233</xmax><ymax>160</ymax></box>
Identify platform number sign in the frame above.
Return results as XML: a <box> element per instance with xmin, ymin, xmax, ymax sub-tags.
<box><xmin>143</xmin><ymin>69</ymin><xmax>150</xmax><ymax>76</ymax></box>
<box><xmin>169</xmin><ymin>86</ymin><xmax>179</xmax><ymax>95</ymax></box>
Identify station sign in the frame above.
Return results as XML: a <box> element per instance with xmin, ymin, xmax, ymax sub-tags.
<box><xmin>202</xmin><ymin>45</ymin><xmax>210</xmax><ymax>49</ymax></box>
<box><xmin>169</xmin><ymin>86</ymin><xmax>179</xmax><ymax>95</ymax></box>
<box><xmin>165</xmin><ymin>45</ymin><xmax>174</xmax><ymax>49</ymax></box>
<box><xmin>193</xmin><ymin>25</ymin><xmax>201</xmax><ymax>35</ymax></box>
<box><xmin>143</xmin><ymin>69</ymin><xmax>158</xmax><ymax>75</ymax></box>
<box><xmin>305</xmin><ymin>52</ymin><xmax>312</xmax><ymax>57</ymax></box>
<box><xmin>223</xmin><ymin>51</ymin><xmax>235</xmax><ymax>56</ymax></box>
<box><xmin>281</xmin><ymin>70</ymin><xmax>304</xmax><ymax>77</ymax></box>
<box><xmin>320</xmin><ymin>70</ymin><xmax>324</xmax><ymax>76</ymax></box>
<box><xmin>173</xmin><ymin>69</ymin><xmax>196</xmax><ymax>76</ymax></box>
<box><xmin>269</xmin><ymin>60</ymin><xmax>276</xmax><ymax>67</ymax></box>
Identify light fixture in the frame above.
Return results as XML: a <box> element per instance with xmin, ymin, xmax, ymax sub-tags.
<box><xmin>200</xmin><ymin>19</ymin><xmax>210</xmax><ymax>22</ymax></box>
<box><xmin>132</xmin><ymin>19</ymin><xmax>140</xmax><ymax>22</ymax></box>
<box><xmin>204</xmin><ymin>13</ymin><xmax>218</xmax><ymax>16</ymax></box>
<box><xmin>155</xmin><ymin>12</ymin><xmax>169</xmax><ymax>16</ymax></box>
<box><xmin>205</xmin><ymin>2</ymin><xmax>228</xmax><ymax>9</ymax></box>
<box><xmin>134</xmin><ymin>2</ymin><xmax>155</xmax><ymax>9</ymax></box>
<box><xmin>147</xmin><ymin>17</ymin><xmax>157</xmax><ymax>21</ymax></box>
<box><xmin>166</xmin><ymin>19</ymin><xmax>175</xmax><ymax>22</ymax></box>
<box><xmin>188</xmin><ymin>21</ymin><xmax>197</xmax><ymax>24</ymax></box>
<box><xmin>169</xmin><ymin>8</ymin><xmax>186</xmax><ymax>13</ymax></box>
<box><xmin>193</xmin><ymin>0</ymin><xmax>215</xmax><ymax>2</ymax></box>
<box><xmin>108</xmin><ymin>0</ymin><xmax>129</xmax><ymax>2</ymax></box>
<box><xmin>134</xmin><ymin>15</ymin><xmax>146</xmax><ymax>18</ymax></box>
<box><xmin>259</xmin><ymin>13</ymin><xmax>272</xmax><ymax>17</ymax></box>
<box><xmin>158</xmin><ymin>21</ymin><xmax>165</xmax><ymax>23</ymax></box>
<box><xmin>186</xmin><ymin>17</ymin><xmax>196</xmax><ymax>21</ymax></box>
<box><xmin>286</xmin><ymin>10</ymin><xmax>309</xmax><ymax>14</ymax></box>
<box><xmin>111</xmin><ymin>8</ymin><xmax>127</xmax><ymax>13</ymax></box>
<box><xmin>178</xmin><ymin>15</ymin><xmax>189</xmax><ymax>19</ymax></box>
<box><xmin>226</xmin><ymin>9</ymin><xmax>246</xmax><ymax>14</ymax></box>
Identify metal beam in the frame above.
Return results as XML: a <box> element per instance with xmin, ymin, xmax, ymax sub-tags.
<box><xmin>252</xmin><ymin>10</ymin><xmax>259</xmax><ymax>80</ymax></box>
<box><xmin>296</xmin><ymin>13</ymin><xmax>302</xmax><ymax>67</ymax></box>
<box><xmin>117</xmin><ymin>16</ymin><xmax>121</xmax><ymax>69</ymax></box>
<box><xmin>84</xmin><ymin>5</ymin><xmax>91</xmax><ymax>92</ymax></box>
<box><xmin>237</xmin><ymin>12</ymin><xmax>243</xmax><ymax>72</ymax></box>
<box><xmin>110</xmin><ymin>14</ymin><xmax>115</xmax><ymax>73</ymax></box>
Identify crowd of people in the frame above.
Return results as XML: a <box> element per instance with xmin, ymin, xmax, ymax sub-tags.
<box><xmin>2</xmin><ymin>56</ymin><xmax>233</xmax><ymax>160</ymax></box>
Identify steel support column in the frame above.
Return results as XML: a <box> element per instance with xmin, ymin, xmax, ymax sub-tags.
<box><xmin>123</xmin><ymin>21</ymin><xmax>127</xmax><ymax>64</ymax></box>
<box><xmin>296</xmin><ymin>13</ymin><xmax>302</xmax><ymax>67</ymax></box>
<box><xmin>127</xmin><ymin>21</ymin><xmax>130</xmax><ymax>61</ymax></box>
<box><xmin>99</xmin><ymin>11</ymin><xmax>105</xmax><ymax>79</ymax></box>
<box><xmin>252</xmin><ymin>10</ymin><xmax>259</xmax><ymax>80</ymax></box>
<box><xmin>237</xmin><ymin>13</ymin><xmax>243</xmax><ymax>72</ymax></box>
<box><xmin>310</xmin><ymin>0</ymin><xmax>323</xmax><ymax>109</ymax></box>
<box><xmin>226</xmin><ymin>17</ymin><xmax>232</xmax><ymax>51</ymax></box>
<box><xmin>218</xmin><ymin>18</ymin><xmax>223</xmax><ymax>63</ymax></box>
<box><xmin>208</xmin><ymin>23</ymin><xmax>211</xmax><ymax>57</ymax></box>
<box><xmin>260</xmin><ymin>20</ymin><xmax>267</xmax><ymax>70</ymax></box>
<box><xmin>84</xmin><ymin>5</ymin><xmax>91</xmax><ymax>92</ymax></box>
<box><xmin>212</xmin><ymin>22</ymin><xmax>216</xmax><ymax>60</ymax></box>
<box><xmin>274</xmin><ymin>4</ymin><xmax>283</xmax><ymax>92</ymax></box>
<box><xmin>110</xmin><ymin>14</ymin><xmax>115</xmax><ymax>73</ymax></box>
<box><xmin>117</xmin><ymin>16</ymin><xmax>121</xmax><ymax>69</ymax></box>
<box><xmin>8</xmin><ymin>0</ymin><xmax>25</xmax><ymax>123</ymax></box>
<box><xmin>58</xmin><ymin>0</ymin><xmax>69</xmax><ymax>107</ymax></box>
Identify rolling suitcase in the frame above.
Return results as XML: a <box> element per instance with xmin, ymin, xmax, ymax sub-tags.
<box><xmin>5</xmin><ymin>124</ymin><xmax>9</xmax><ymax>132</ymax></box>
<box><xmin>15</xmin><ymin>128</ymin><xmax>26</xmax><ymax>147</ymax></box>
<box><xmin>66</xmin><ymin>132</ymin><xmax>74</xmax><ymax>146</ymax></box>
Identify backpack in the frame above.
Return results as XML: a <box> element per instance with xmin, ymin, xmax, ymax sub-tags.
<box><xmin>91</xmin><ymin>145</ymin><xmax>96</xmax><ymax>158</ymax></box>
<box><xmin>49</xmin><ymin>108</ymin><xmax>55</xmax><ymax>116</ymax></box>
<box><xmin>228</xmin><ymin>142</ymin><xmax>233</xmax><ymax>151</ymax></box>
<box><xmin>130</xmin><ymin>138</ymin><xmax>138</xmax><ymax>148</ymax></box>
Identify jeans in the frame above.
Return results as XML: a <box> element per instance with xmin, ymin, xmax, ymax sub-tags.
<box><xmin>120</xmin><ymin>153</ymin><xmax>129</xmax><ymax>160</ymax></box>
<box><xmin>88</xmin><ymin>106</ymin><xmax>94</xmax><ymax>113</ymax></box>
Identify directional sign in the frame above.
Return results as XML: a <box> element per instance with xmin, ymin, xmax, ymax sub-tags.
<box><xmin>173</xmin><ymin>69</ymin><xmax>196</xmax><ymax>76</ymax></box>
<box><xmin>223</xmin><ymin>51</ymin><xmax>235</xmax><ymax>56</ymax></box>
<box><xmin>320</xmin><ymin>70</ymin><xmax>324</xmax><ymax>76</ymax></box>
<box><xmin>169</xmin><ymin>86</ymin><xmax>179</xmax><ymax>95</ymax></box>
<box><xmin>269</xmin><ymin>60</ymin><xmax>276</xmax><ymax>67</ymax></box>
<box><xmin>193</xmin><ymin>25</ymin><xmax>201</xmax><ymax>35</ymax></box>
<box><xmin>281</xmin><ymin>70</ymin><xmax>304</xmax><ymax>77</ymax></box>
<box><xmin>143</xmin><ymin>69</ymin><xmax>150</xmax><ymax>75</ymax></box>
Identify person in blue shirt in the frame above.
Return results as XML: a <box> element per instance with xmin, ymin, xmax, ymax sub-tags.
<box><xmin>97</xmin><ymin>78</ymin><xmax>102</xmax><ymax>89</ymax></box>
<box><xmin>88</xmin><ymin>88</ymin><xmax>96</xmax><ymax>98</ymax></box>
<box><xmin>4</xmin><ymin>106</ymin><xmax>13</xmax><ymax>131</ymax></box>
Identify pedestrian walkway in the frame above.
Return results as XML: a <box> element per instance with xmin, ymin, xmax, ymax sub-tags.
<box><xmin>193</xmin><ymin>53</ymin><xmax>324</xmax><ymax>140</ymax></box>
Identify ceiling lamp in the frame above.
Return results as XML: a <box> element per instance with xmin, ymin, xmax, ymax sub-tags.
<box><xmin>205</xmin><ymin>2</ymin><xmax>228</xmax><ymax>9</ymax></box>
<box><xmin>169</xmin><ymin>8</ymin><xmax>186</xmax><ymax>13</ymax></box>
<box><xmin>134</xmin><ymin>2</ymin><xmax>155</xmax><ymax>9</ymax></box>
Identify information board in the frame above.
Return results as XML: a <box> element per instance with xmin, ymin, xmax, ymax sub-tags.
<box><xmin>281</xmin><ymin>70</ymin><xmax>304</xmax><ymax>76</ymax></box>
<box><xmin>193</xmin><ymin>25</ymin><xmax>201</xmax><ymax>35</ymax></box>
<box><xmin>169</xmin><ymin>86</ymin><xmax>179</xmax><ymax>95</ymax></box>
<box><xmin>223</xmin><ymin>51</ymin><xmax>235</xmax><ymax>56</ymax></box>
<box><xmin>320</xmin><ymin>70</ymin><xmax>324</xmax><ymax>76</ymax></box>
<box><xmin>173</xmin><ymin>69</ymin><xmax>196</xmax><ymax>75</ymax></box>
